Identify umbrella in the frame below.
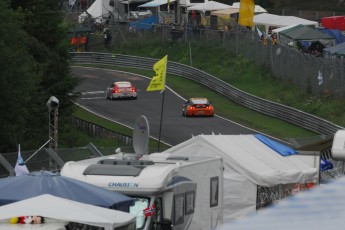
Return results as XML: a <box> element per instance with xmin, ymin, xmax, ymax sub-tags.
<box><xmin>0</xmin><ymin>194</ymin><xmax>136</xmax><ymax>230</ymax></box>
<box><xmin>0</xmin><ymin>170</ymin><xmax>133</xmax><ymax>212</ymax></box>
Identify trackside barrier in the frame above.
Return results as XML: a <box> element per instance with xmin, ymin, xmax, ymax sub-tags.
<box><xmin>71</xmin><ymin>52</ymin><xmax>344</xmax><ymax>135</ymax></box>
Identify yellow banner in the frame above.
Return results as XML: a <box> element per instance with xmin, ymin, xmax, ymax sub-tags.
<box><xmin>238</xmin><ymin>0</ymin><xmax>255</xmax><ymax>27</ymax></box>
<box><xmin>146</xmin><ymin>55</ymin><xmax>167</xmax><ymax>92</ymax></box>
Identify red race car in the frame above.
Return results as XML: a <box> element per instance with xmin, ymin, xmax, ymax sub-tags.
<box><xmin>182</xmin><ymin>97</ymin><xmax>214</xmax><ymax>117</ymax></box>
<box><xmin>106</xmin><ymin>81</ymin><xmax>137</xmax><ymax>100</ymax></box>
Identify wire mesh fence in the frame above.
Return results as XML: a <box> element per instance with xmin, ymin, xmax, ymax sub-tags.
<box><xmin>91</xmin><ymin>13</ymin><xmax>345</xmax><ymax>98</ymax></box>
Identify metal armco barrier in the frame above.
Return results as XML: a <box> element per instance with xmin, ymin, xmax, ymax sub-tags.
<box><xmin>71</xmin><ymin>52</ymin><xmax>344</xmax><ymax>135</ymax></box>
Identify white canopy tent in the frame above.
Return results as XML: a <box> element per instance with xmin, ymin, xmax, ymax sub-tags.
<box><xmin>253</xmin><ymin>13</ymin><xmax>319</xmax><ymax>34</ymax></box>
<box><xmin>138</xmin><ymin>0</ymin><xmax>176</xmax><ymax>7</ymax></box>
<box><xmin>163</xmin><ymin>134</ymin><xmax>319</xmax><ymax>223</ymax></box>
<box><xmin>210</xmin><ymin>8</ymin><xmax>240</xmax><ymax>16</ymax></box>
<box><xmin>187</xmin><ymin>1</ymin><xmax>231</xmax><ymax>12</ymax></box>
<box><xmin>272</xmin><ymin>24</ymin><xmax>299</xmax><ymax>34</ymax></box>
<box><xmin>231</xmin><ymin>2</ymin><xmax>267</xmax><ymax>13</ymax></box>
<box><xmin>219</xmin><ymin>176</ymin><xmax>345</xmax><ymax>230</ymax></box>
<box><xmin>180</xmin><ymin>0</ymin><xmax>209</xmax><ymax>7</ymax></box>
<box><xmin>0</xmin><ymin>194</ymin><xmax>136</xmax><ymax>230</ymax></box>
<box><xmin>78</xmin><ymin>0</ymin><xmax>114</xmax><ymax>23</ymax></box>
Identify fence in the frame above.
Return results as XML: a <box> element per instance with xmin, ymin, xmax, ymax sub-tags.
<box><xmin>98</xmin><ymin>15</ymin><xmax>345</xmax><ymax>99</ymax></box>
<box><xmin>71</xmin><ymin>116</ymin><xmax>133</xmax><ymax>146</ymax></box>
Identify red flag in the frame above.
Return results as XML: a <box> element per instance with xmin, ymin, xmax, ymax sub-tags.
<box><xmin>143</xmin><ymin>204</ymin><xmax>156</xmax><ymax>217</ymax></box>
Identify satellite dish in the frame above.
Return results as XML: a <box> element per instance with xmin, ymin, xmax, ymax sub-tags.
<box><xmin>133</xmin><ymin>115</ymin><xmax>150</xmax><ymax>155</ymax></box>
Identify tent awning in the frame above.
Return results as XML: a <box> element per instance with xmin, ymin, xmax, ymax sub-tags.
<box><xmin>279</xmin><ymin>24</ymin><xmax>334</xmax><ymax>41</ymax></box>
<box><xmin>210</xmin><ymin>8</ymin><xmax>239</xmax><ymax>16</ymax></box>
<box><xmin>0</xmin><ymin>194</ymin><xmax>136</xmax><ymax>230</ymax></box>
<box><xmin>323</xmin><ymin>42</ymin><xmax>345</xmax><ymax>56</ymax></box>
<box><xmin>187</xmin><ymin>1</ymin><xmax>231</xmax><ymax>12</ymax></box>
<box><xmin>138</xmin><ymin>0</ymin><xmax>176</xmax><ymax>7</ymax></box>
<box><xmin>254</xmin><ymin>13</ymin><xmax>319</xmax><ymax>28</ymax></box>
<box><xmin>231</xmin><ymin>2</ymin><xmax>267</xmax><ymax>13</ymax></box>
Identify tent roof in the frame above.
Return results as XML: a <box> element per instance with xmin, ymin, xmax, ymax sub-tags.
<box><xmin>231</xmin><ymin>2</ymin><xmax>267</xmax><ymax>13</ymax></box>
<box><xmin>323</xmin><ymin>42</ymin><xmax>345</xmax><ymax>55</ymax></box>
<box><xmin>0</xmin><ymin>194</ymin><xmax>136</xmax><ymax>230</ymax></box>
<box><xmin>164</xmin><ymin>135</ymin><xmax>318</xmax><ymax>187</ymax></box>
<box><xmin>78</xmin><ymin>0</ymin><xmax>113</xmax><ymax>23</ymax></box>
<box><xmin>254</xmin><ymin>13</ymin><xmax>319</xmax><ymax>28</ymax></box>
<box><xmin>210</xmin><ymin>3</ymin><xmax>267</xmax><ymax>16</ymax></box>
<box><xmin>218</xmin><ymin>176</ymin><xmax>345</xmax><ymax>230</ymax></box>
<box><xmin>210</xmin><ymin>8</ymin><xmax>240</xmax><ymax>16</ymax></box>
<box><xmin>187</xmin><ymin>1</ymin><xmax>231</xmax><ymax>12</ymax></box>
<box><xmin>279</xmin><ymin>24</ymin><xmax>334</xmax><ymax>40</ymax></box>
<box><xmin>272</xmin><ymin>24</ymin><xmax>299</xmax><ymax>34</ymax></box>
<box><xmin>138</xmin><ymin>0</ymin><xmax>176</xmax><ymax>7</ymax></box>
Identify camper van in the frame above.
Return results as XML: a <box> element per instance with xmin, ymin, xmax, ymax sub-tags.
<box><xmin>60</xmin><ymin>152</ymin><xmax>224</xmax><ymax>230</ymax></box>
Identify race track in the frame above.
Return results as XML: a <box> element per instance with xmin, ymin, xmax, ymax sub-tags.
<box><xmin>72</xmin><ymin>66</ymin><xmax>258</xmax><ymax>146</ymax></box>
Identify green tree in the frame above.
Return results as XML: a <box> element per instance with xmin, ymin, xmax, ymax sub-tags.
<box><xmin>0</xmin><ymin>1</ymin><xmax>38</xmax><ymax>151</ymax></box>
<box><xmin>0</xmin><ymin>0</ymin><xmax>80</xmax><ymax>152</ymax></box>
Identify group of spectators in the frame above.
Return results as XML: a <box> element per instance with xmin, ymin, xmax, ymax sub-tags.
<box><xmin>70</xmin><ymin>33</ymin><xmax>89</xmax><ymax>52</ymax></box>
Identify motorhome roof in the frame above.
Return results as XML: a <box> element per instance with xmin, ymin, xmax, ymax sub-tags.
<box><xmin>61</xmin><ymin>153</ymin><xmax>222</xmax><ymax>195</ymax></box>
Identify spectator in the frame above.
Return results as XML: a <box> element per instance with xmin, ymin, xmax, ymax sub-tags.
<box><xmin>270</xmin><ymin>34</ymin><xmax>278</xmax><ymax>45</ymax></box>
<box><xmin>104</xmin><ymin>29</ymin><xmax>112</xmax><ymax>48</ymax></box>
<box><xmin>191</xmin><ymin>10</ymin><xmax>196</xmax><ymax>21</ymax></box>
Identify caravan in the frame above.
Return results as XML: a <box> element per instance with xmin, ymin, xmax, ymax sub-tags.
<box><xmin>60</xmin><ymin>152</ymin><xmax>224</xmax><ymax>230</ymax></box>
<box><xmin>61</xmin><ymin>115</ymin><xmax>223</xmax><ymax>230</ymax></box>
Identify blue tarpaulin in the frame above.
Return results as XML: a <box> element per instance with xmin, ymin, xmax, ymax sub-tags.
<box><xmin>129</xmin><ymin>16</ymin><xmax>158</xmax><ymax>30</ymax></box>
<box><xmin>254</xmin><ymin>134</ymin><xmax>299</xmax><ymax>156</ymax></box>
<box><xmin>255</xmin><ymin>134</ymin><xmax>334</xmax><ymax>172</ymax></box>
<box><xmin>318</xmin><ymin>28</ymin><xmax>345</xmax><ymax>44</ymax></box>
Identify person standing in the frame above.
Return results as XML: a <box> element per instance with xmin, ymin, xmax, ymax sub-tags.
<box><xmin>104</xmin><ymin>29</ymin><xmax>112</xmax><ymax>48</ymax></box>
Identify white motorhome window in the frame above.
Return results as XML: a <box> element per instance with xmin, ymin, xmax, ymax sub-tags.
<box><xmin>210</xmin><ymin>177</ymin><xmax>219</xmax><ymax>207</ymax></box>
<box><xmin>130</xmin><ymin>197</ymin><xmax>149</xmax><ymax>229</ymax></box>
<box><xmin>185</xmin><ymin>191</ymin><xmax>195</xmax><ymax>215</ymax></box>
<box><xmin>173</xmin><ymin>194</ymin><xmax>185</xmax><ymax>225</ymax></box>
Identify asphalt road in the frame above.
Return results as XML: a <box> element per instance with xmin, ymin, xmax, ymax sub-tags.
<box><xmin>72</xmin><ymin>66</ymin><xmax>257</xmax><ymax>146</ymax></box>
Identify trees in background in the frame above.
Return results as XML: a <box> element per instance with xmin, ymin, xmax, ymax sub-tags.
<box><xmin>0</xmin><ymin>0</ymin><xmax>79</xmax><ymax>152</ymax></box>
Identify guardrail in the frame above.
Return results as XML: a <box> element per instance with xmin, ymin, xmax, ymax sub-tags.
<box><xmin>71</xmin><ymin>52</ymin><xmax>344</xmax><ymax>135</ymax></box>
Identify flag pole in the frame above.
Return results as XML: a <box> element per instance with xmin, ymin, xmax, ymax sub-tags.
<box><xmin>24</xmin><ymin>138</ymin><xmax>52</xmax><ymax>163</ymax></box>
<box><xmin>157</xmin><ymin>90</ymin><xmax>165</xmax><ymax>152</ymax></box>
<box><xmin>146</xmin><ymin>54</ymin><xmax>168</xmax><ymax>152</ymax></box>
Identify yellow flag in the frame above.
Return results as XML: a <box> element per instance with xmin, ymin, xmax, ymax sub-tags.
<box><xmin>146</xmin><ymin>55</ymin><xmax>167</xmax><ymax>92</ymax></box>
<box><xmin>238</xmin><ymin>0</ymin><xmax>255</xmax><ymax>27</ymax></box>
